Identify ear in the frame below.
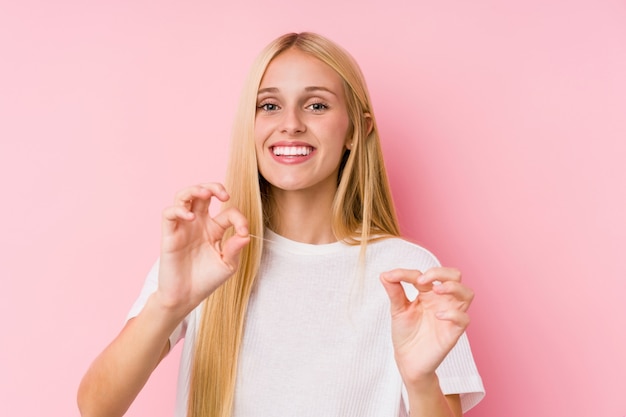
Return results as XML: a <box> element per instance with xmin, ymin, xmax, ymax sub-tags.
<box><xmin>364</xmin><ymin>112</ymin><xmax>374</xmax><ymax>136</ymax></box>
<box><xmin>346</xmin><ymin>112</ymin><xmax>374</xmax><ymax>150</ymax></box>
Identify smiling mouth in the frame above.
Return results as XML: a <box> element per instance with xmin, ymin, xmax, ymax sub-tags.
<box><xmin>271</xmin><ymin>146</ymin><xmax>314</xmax><ymax>156</ymax></box>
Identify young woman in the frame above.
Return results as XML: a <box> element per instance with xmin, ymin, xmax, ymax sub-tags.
<box><xmin>78</xmin><ymin>32</ymin><xmax>484</xmax><ymax>417</ymax></box>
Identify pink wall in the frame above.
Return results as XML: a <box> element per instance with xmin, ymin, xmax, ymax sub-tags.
<box><xmin>1</xmin><ymin>1</ymin><xmax>625</xmax><ymax>416</ymax></box>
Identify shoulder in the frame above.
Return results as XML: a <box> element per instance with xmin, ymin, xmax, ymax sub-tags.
<box><xmin>366</xmin><ymin>236</ymin><xmax>441</xmax><ymax>270</ymax></box>
<box><xmin>362</xmin><ymin>237</ymin><xmax>441</xmax><ymax>301</ymax></box>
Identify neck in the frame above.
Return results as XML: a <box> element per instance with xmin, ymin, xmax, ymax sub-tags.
<box><xmin>268</xmin><ymin>187</ymin><xmax>337</xmax><ymax>244</ymax></box>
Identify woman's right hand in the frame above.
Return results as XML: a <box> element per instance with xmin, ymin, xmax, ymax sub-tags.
<box><xmin>155</xmin><ymin>182</ymin><xmax>250</xmax><ymax>316</ymax></box>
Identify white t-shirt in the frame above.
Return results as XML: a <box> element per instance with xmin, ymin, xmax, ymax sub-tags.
<box><xmin>128</xmin><ymin>231</ymin><xmax>485</xmax><ymax>416</ymax></box>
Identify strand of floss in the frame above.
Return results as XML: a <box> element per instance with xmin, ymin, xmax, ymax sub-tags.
<box><xmin>247</xmin><ymin>234</ymin><xmax>277</xmax><ymax>244</ymax></box>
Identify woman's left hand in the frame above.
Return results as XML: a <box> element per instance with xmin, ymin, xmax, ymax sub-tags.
<box><xmin>380</xmin><ymin>267</ymin><xmax>474</xmax><ymax>385</ymax></box>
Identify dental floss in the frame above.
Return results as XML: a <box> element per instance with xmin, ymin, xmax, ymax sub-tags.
<box><xmin>248</xmin><ymin>234</ymin><xmax>275</xmax><ymax>243</ymax></box>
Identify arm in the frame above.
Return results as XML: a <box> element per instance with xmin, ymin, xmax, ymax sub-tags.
<box><xmin>77</xmin><ymin>183</ymin><xmax>250</xmax><ymax>417</ymax></box>
<box><xmin>381</xmin><ymin>267</ymin><xmax>473</xmax><ymax>417</ymax></box>
<box><xmin>404</xmin><ymin>378</ymin><xmax>462</xmax><ymax>417</ymax></box>
<box><xmin>77</xmin><ymin>296</ymin><xmax>178</xmax><ymax>417</ymax></box>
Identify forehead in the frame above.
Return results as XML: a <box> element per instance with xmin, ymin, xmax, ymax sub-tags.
<box><xmin>259</xmin><ymin>48</ymin><xmax>344</xmax><ymax>91</ymax></box>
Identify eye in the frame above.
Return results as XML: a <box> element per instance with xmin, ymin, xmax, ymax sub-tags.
<box><xmin>307</xmin><ymin>102</ymin><xmax>329</xmax><ymax>112</ymax></box>
<box><xmin>257</xmin><ymin>102</ymin><xmax>280</xmax><ymax>112</ymax></box>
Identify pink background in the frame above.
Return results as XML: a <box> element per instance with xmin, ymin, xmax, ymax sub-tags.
<box><xmin>1</xmin><ymin>1</ymin><xmax>625</xmax><ymax>416</ymax></box>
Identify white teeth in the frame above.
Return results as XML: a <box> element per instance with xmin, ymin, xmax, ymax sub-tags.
<box><xmin>272</xmin><ymin>146</ymin><xmax>312</xmax><ymax>156</ymax></box>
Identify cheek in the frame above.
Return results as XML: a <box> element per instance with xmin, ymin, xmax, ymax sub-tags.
<box><xmin>331</xmin><ymin>113</ymin><xmax>351</xmax><ymax>145</ymax></box>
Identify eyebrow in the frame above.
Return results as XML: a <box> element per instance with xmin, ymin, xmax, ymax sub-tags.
<box><xmin>257</xmin><ymin>86</ymin><xmax>338</xmax><ymax>96</ymax></box>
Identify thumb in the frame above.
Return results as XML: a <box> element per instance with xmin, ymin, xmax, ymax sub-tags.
<box><xmin>380</xmin><ymin>272</ymin><xmax>411</xmax><ymax>315</ymax></box>
<box><xmin>219</xmin><ymin>232</ymin><xmax>250</xmax><ymax>271</ymax></box>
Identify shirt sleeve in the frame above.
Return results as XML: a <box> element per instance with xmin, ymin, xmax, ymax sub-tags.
<box><xmin>435</xmin><ymin>332</ymin><xmax>485</xmax><ymax>411</ymax></box>
<box><xmin>400</xmin><ymin>331</ymin><xmax>485</xmax><ymax>413</ymax></box>
<box><xmin>126</xmin><ymin>259</ymin><xmax>187</xmax><ymax>349</ymax></box>
<box><xmin>399</xmin><ymin>242</ymin><xmax>485</xmax><ymax>412</ymax></box>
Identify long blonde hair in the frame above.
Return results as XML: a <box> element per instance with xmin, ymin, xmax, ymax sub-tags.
<box><xmin>188</xmin><ymin>32</ymin><xmax>400</xmax><ymax>417</ymax></box>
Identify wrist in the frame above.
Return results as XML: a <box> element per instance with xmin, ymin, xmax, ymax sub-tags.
<box><xmin>146</xmin><ymin>292</ymin><xmax>192</xmax><ymax>327</ymax></box>
<box><xmin>401</xmin><ymin>370</ymin><xmax>440</xmax><ymax>393</ymax></box>
<box><xmin>403</xmin><ymin>373</ymin><xmax>456</xmax><ymax>417</ymax></box>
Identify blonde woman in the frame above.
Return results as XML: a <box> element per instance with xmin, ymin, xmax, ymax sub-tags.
<box><xmin>78</xmin><ymin>32</ymin><xmax>484</xmax><ymax>417</ymax></box>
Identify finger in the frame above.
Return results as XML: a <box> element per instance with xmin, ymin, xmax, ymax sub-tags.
<box><xmin>380</xmin><ymin>272</ymin><xmax>412</xmax><ymax>315</ymax></box>
<box><xmin>417</xmin><ymin>267</ymin><xmax>462</xmax><ymax>286</ymax></box>
<box><xmin>174</xmin><ymin>185</ymin><xmax>205</xmax><ymax>206</ymax></box>
<box><xmin>174</xmin><ymin>183</ymin><xmax>230</xmax><ymax>212</ymax></box>
<box><xmin>187</xmin><ymin>185</ymin><xmax>221</xmax><ymax>217</ymax></box>
<box><xmin>382</xmin><ymin>268</ymin><xmax>434</xmax><ymax>293</ymax></box>
<box><xmin>211</xmin><ymin>207</ymin><xmax>249</xmax><ymax>270</ymax></box>
<box><xmin>435</xmin><ymin>309</ymin><xmax>471</xmax><ymax>329</ymax></box>
<box><xmin>220</xmin><ymin>234</ymin><xmax>251</xmax><ymax>271</ymax></box>
<box><xmin>210</xmin><ymin>207</ymin><xmax>250</xmax><ymax>237</ymax></box>
<box><xmin>161</xmin><ymin>206</ymin><xmax>195</xmax><ymax>234</ymax></box>
<box><xmin>174</xmin><ymin>182</ymin><xmax>228</xmax><ymax>203</ymax></box>
<box><xmin>432</xmin><ymin>281</ymin><xmax>475</xmax><ymax>307</ymax></box>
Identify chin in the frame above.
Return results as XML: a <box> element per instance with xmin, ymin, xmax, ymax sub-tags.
<box><xmin>269</xmin><ymin>181</ymin><xmax>309</xmax><ymax>192</ymax></box>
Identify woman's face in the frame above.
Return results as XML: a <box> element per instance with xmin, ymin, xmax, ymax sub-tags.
<box><xmin>254</xmin><ymin>48</ymin><xmax>351</xmax><ymax>196</ymax></box>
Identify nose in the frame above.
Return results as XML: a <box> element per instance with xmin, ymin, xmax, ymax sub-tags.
<box><xmin>279</xmin><ymin>107</ymin><xmax>306</xmax><ymax>135</ymax></box>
